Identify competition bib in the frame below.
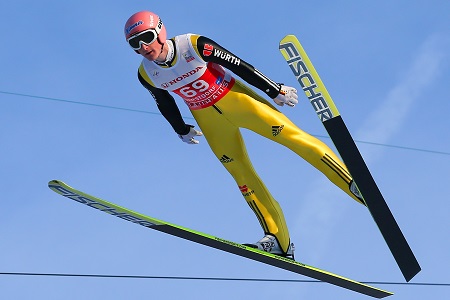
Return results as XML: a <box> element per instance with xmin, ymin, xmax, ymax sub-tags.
<box><xmin>140</xmin><ymin>34</ymin><xmax>235</xmax><ymax>110</ymax></box>
<box><xmin>173</xmin><ymin>62</ymin><xmax>234</xmax><ymax>110</ymax></box>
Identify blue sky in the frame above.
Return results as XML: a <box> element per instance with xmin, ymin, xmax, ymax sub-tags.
<box><xmin>1</xmin><ymin>1</ymin><xmax>449</xmax><ymax>299</ymax></box>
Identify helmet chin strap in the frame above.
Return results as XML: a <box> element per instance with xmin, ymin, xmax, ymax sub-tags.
<box><xmin>159</xmin><ymin>40</ymin><xmax>164</xmax><ymax>55</ymax></box>
<box><xmin>155</xmin><ymin>39</ymin><xmax>174</xmax><ymax>65</ymax></box>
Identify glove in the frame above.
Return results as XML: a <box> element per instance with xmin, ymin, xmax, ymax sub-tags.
<box><xmin>273</xmin><ymin>85</ymin><xmax>298</xmax><ymax>107</ymax></box>
<box><xmin>178</xmin><ymin>125</ymin><xmax>203</xmax><ymax>144</ymax></box>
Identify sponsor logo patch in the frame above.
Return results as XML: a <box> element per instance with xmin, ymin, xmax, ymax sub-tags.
<box><xmin>239</xmin><ymin>185</ymin><xmax>255</xmax><ymax>197</ymax></box>
<box><xmin>272</xmin><ymin>125</ymin><xmax>284</xmax><ymax>136</ymax></box>
<box><xmin>182</xmin><ymin>50</ymin><xmax>195</xmax><ymax>62</ymax></box>
<box><xmin>219</xmin><ymin>155</ymin><xmax>234</xmax><ymax>163</ymax></box>
<box><xmin>203</xmin><ymin>44</ymin><xmax>214</xmax><ymax>56</ymax></box>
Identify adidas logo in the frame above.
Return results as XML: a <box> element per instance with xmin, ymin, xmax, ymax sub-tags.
<box><xmin>219</xmin><ymin>155</ymin><xmax>234</xmax><ymax>163</ymax></box>
<box><xmin>272</xmin><ymin>125</ymin><xmax>284</xmax><ymax>136</ymax></box>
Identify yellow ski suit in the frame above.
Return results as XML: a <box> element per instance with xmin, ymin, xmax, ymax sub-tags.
<box><xmin>137</xmin><ymin>34</ymin><xmax>362</xmax><ymax>254</ymax></box>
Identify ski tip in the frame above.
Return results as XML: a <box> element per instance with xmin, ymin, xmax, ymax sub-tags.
<box><xmin>48</xmin><ymin>179</ymin><xmax>60</xmax><ymax>186</ymax></box>
<box><xmin>280</xmin><ymin>34</ymin><xmax>298</xmax><ymax>43</ymax></box>
<box><xmin>48</xmin><ymin>179</ymin><xmax>67</xmax><ymax>188</ymax></box>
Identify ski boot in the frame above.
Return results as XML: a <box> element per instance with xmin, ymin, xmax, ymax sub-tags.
<box><xmin>244</xmin><ymin>234</ymin><xmax>295</xmax><ymax>260</ymax></box>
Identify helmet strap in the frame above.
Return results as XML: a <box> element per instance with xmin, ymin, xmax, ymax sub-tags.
<box><xmin>164</xmin><ymin>40</ymin><xmax>174</xmax><ymax>62</ymax></box>
<box><xmin>155</xmin><ymin>39</ymin><xmax>174</xmax><ymax>66</ymax></box>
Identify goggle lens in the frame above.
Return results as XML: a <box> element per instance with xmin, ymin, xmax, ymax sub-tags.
<box><xmin>128</xmin><ymin>30</ymin><xmax>157</xmax><ymax>50</ymax></box>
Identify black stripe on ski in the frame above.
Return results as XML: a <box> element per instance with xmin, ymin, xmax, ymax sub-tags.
<box><xmin>323</xmin><ymin>116</ymin><xmax>421</xmax><ymax>281</ymax></box>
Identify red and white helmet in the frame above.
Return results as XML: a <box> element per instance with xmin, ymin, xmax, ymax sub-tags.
<box><xmin>124</xmin><ymin>11</ymin><xmax>167</xmax><ymax>47</ymax></box>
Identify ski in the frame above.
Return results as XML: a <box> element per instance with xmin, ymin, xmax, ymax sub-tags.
<box><xmin>48</xmin><ymin>180</ymin><xmax>392</xmax><ymax>298</ymax></box>
<box><xmin>279</xmin><ymin>35</ymin><xmax>420</xmax><ymax>282</ymax></box>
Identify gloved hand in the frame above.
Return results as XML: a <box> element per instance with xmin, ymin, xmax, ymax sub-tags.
<box><xmin>178</xmin><ymin>125</ymin><xmax>203</xmax><ymax>144</ymax></box>
<box><xmin>273</xmin><ymin>84</ymin><xmax>298</xmax><ymax>107</ymax></box>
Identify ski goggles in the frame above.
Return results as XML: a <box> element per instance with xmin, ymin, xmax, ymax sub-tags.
<box><xmin>127</xmin><ymin>28</ymin><xmax>160</xmax><ymax>50</ymax></box>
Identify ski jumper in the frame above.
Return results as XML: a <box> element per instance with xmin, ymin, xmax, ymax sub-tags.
<box><xmin>137</xmin><ymin>34</ymin><xmax>362</xmax><ymax>253</ymax></box>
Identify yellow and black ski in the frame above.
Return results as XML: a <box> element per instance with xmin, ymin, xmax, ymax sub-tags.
<box><xmin>48</xmin><ymin>180</ymin><xmax>392</xmax><ymax>298</ymax></box>
<box><xmin>279</xmin><ymin>35</ymin><xmax>420</xmax><ymax>282</ymax></box>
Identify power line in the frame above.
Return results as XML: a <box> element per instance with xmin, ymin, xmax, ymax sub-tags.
<box><xmin>1</xmin><ymin>272</ymin><xmax>449</xmax><ymax>287</ymax></box>
<box><xmin>313</xmin><ymin>134</ymin><xmax>450</xmax><ymax>156</ymax></box>
<box><xmin>1</xmin><ymin>90</ymin><xmax>449</xmax><ymax>156</ymax></box>
<box><xmin>1</xmin><ymin>90</ymin><xmax>448</xmax><ymax>290</ymax></box>
<box><xmin>0</xmin><ymin>90</ymin><xmax>160</xmax><ymax>116</ymax></box>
